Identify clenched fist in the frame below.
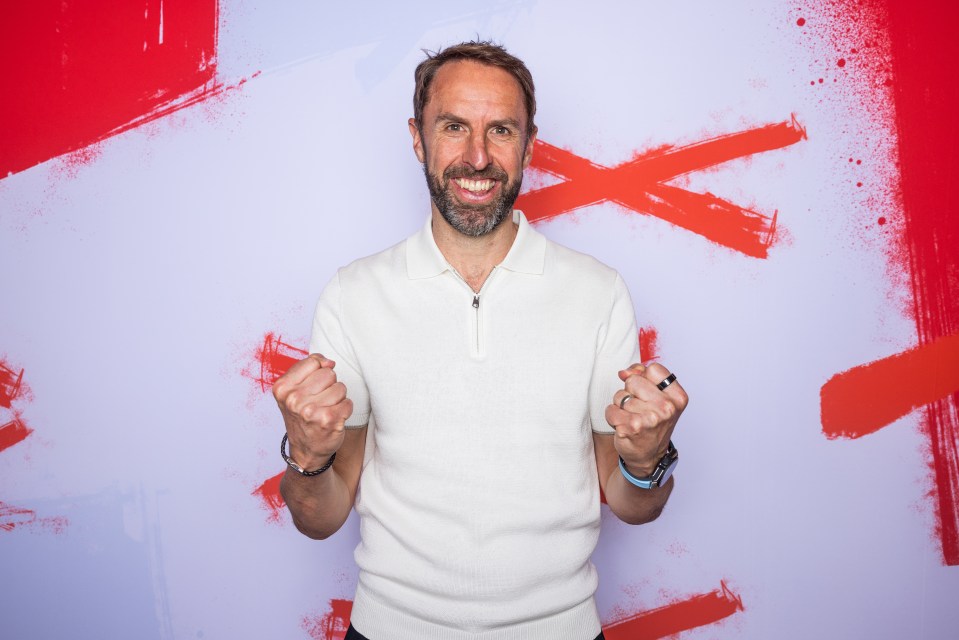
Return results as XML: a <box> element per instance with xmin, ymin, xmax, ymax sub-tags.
<box><xmin>605</xmin><ymin>362</ymin><xmax>688</xmax><ymax>477</ymax></box>
<box><xmin>272</xmin><ymin>353</ymin><xmax>354</xmax><ymax>471</ymax></box>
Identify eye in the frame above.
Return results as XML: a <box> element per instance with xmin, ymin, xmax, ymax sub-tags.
<box><xmin>492</xmin><ymin>126</ymin><xmax>511</xmax><ymax>136</ymax></box>
<box><xmin>446</xmin><ymin>123</ymin><xmax>464</xmax><ymax>132</ymax></box>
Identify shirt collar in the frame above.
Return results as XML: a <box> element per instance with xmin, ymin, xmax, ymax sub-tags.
<box><xmin>406</xmin><ymin>210</ymin><xmax>546</xmax><ymax>280</ymax></box>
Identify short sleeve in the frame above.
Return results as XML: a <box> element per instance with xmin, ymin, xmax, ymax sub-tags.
<box><xmin>588</xmin><ymin>272</ymin><xmax>640</xmax><ymax>434</ymax></box>
<box><xmin>309</xmin><ymin>271</ymin><xmax>371</xmax><ymax>428</ymax></box>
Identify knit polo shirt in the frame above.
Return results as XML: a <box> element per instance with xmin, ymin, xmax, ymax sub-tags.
<box><xmin>310</xmin><ymin>211</ymin><xmax>640</xmax><ymax>639</ymax></box>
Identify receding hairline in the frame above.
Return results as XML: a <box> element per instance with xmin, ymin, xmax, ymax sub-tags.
<box><xmin>412</xmin><ymin>40</ymin><xmax>537</xmax><ymax>137</ymax></box>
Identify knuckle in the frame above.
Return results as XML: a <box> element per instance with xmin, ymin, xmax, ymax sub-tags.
<box><xmin>271</xmin><ymin>378</ymin><xmax>289</xmax><ymax>400</ymax></box>
<box><xmin>660</xmin><ymin>400</ymin><xmax>676</xmax><ymax>419</ymax></box>
<box><xmin>299</xmin><ymin>403</ymin><xmax>316</xmax><ymax>422</ymax></box>
<box><xmin>284</xmin><ymin>390</ymin><xmax>301</xmax><ymax>409</ymax></box>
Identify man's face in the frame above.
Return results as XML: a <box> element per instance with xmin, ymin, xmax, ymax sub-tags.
<box><xmin>410</xmin><ymin>60</ymin><xmax>536</xmax><ymax>237</ymax></box>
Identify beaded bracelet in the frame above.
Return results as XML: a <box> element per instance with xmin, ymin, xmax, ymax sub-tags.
<box><xmin>280</xmin><ymin>434</ymin><xmax>336</xmax><ymax>476</ymax></box>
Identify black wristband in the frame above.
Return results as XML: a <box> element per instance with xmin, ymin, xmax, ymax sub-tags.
<box><xmin>281</xmin><ymin>434</ymin><xmax>336</xmax><ymax>476</ymax></box>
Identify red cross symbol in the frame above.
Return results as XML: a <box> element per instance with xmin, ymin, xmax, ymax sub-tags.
<box><xmin>515</xmin><ymin>116</ymin><xmax>807</xmax><ymax>258</ymax></box>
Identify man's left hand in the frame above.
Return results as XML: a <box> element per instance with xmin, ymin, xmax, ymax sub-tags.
<box><xmin>605</xmin><ymin>362</ymin><xmax>688</xmax><ymax>478</ymax></box>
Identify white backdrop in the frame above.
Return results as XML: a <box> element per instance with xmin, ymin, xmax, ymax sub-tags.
<box><xmin>2</xmin><ymin>1</ymin><xmax>957</xmax><ymax>639</ymax></box>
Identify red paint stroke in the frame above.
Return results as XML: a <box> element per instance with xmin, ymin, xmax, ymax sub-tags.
<box><xmin>0</xmin><ymin>417</ymin><xmax>34</xmax><ymax>454</ymax></box>
<box><xmin>516</xmin><ymin>117</ymin><xmax>807</xmax><ymax>258</ymax></box>
<box><xmin>303</xmin><ymin>599</ymin><xmax>353</xmax><ymax>640</ymax></box>
<box><xmin>603</xmin><ymin>581</ymin><xmax>744</xmax><ymax>640</ymax></box>
<box><xmin>301</xmin><ymin>586</ymin><xmax>740</xmax><ymax>640</ymax></box>
<box><xmin>0</xmin><ymin>361</ymin><xmax>25</xmax><ymax>409</ymax></box>
<box><xmin>821</xmin><ymin>333</ymin><xmax>959</xmax><ymax>439</ymax></box>
<box><xmin>639</xmin><ymin>327</ymin><xmax>659</xmax><ymax>363</ymax></box>
<box><xmin>252</xmin><ymin>471</ymin><xmax>285</xmax><ymax>523</ymax></box>
<box><xmin>883</xmin><ymin>0</ymin><xmax>959</xmax><ymax>566</ymax></box>
<box><xmin>253</xmin><ymin>333</ymin><xmax>309</xmax><ymax>392</ymax></box>
<box><xmin>0</xmin><ymin>501</ymin><xmax>68</xmax><ymax>534</ymax></box>
<box><xmin>1</xmin><ymin>0</ymin><xmax>220</xmax><ymax>177</ymax></box>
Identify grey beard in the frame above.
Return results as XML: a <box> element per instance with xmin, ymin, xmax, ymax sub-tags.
<box><xmin>424</xmin><ymin>164</ymin><xmax>523</xmax><ymax>237</ymax></box>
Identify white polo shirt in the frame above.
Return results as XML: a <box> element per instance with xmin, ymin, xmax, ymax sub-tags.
<box><xmin>310</xmin><ymin>211</ymin><xmax>640</xmax><ymax>639</ymax></box>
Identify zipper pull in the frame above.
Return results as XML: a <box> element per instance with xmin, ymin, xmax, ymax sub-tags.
<box><xmin>472</xmin><ymin>295</ymin><xmax>480</xmax><ymax>309</ymax></box>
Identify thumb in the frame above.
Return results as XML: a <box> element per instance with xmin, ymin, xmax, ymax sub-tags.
<box><xmin>310</xmin><ymin>353</ymin><xmax>336</xmax><ymax>369</ymax></box>
<box><xmin>618</xmin><ymin>363</ymin><xmax>646</xmax><ymax>381</ymax></box>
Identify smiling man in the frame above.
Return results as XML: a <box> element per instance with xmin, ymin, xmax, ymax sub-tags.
<box><xmin>273</xmin><ymin>41</ymin><xmax>687</xmax><ymax>640</ymax></box>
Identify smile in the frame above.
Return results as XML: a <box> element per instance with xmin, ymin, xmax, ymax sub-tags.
<box><xmin>453</xmin><ymin>178</ymin><xmax>495</xmax><ymax>193</ymax></box>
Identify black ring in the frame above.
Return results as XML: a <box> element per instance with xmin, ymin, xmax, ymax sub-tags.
<box><xmin>657</xmin><ymin>373</ymin><xmax>677</xmax><ymax>391</ymax></box>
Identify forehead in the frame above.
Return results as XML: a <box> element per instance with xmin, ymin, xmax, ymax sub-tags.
<box><xmin>425</xmin><ymin>60</ymin><xmax>526</xmax><ymax>125</ymax></box>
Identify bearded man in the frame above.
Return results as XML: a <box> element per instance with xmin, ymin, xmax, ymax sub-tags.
<box><xmin>273</xmin><ymin>41</ymin><xmax>687</xmax><ymax>640</ymax></box>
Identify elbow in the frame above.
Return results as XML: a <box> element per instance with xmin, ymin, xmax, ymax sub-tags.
<box><xmin>611</xmin><ymin>503</ymin><xmax>665</xmax><ymax>526</ymax></box>
<box><xmin>630</xmin><ymin>506</ymin><xmax>665</xmax><ymax>526</ymax></box>
<box><xmin>292</xmin><ymin>517</ymin><xmax>335</xmax><ymax>540</ymax></box>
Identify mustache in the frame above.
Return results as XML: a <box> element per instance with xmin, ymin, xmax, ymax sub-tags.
<box><xmin>443</xmin><ymin>165</ymin><xmax>509</xmax><ymax>182</ymax></box>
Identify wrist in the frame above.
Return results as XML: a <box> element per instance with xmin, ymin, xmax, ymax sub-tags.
<box><xmin>281</xmin><ymin>434</ymin><xmax>336</xmax><ymax>476</ymax></box>
<box><xmin>619</xmin><ymin>441</ymin><xmax>678</xmax><ymax>490</ymax></box>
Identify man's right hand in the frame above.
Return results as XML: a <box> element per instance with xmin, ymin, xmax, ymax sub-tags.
<box><xmin>272</xmin><ymin>353</ymin><xmax>354</xmax><ymax>471</ymax></box>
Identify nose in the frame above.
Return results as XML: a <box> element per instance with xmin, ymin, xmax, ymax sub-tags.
<box><xmin>464</xmin><ymin>129</ymin><xmax>490</xmax><ymax>170</ymax></box>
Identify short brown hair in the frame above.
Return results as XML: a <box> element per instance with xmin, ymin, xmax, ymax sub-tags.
<box><xmin>413</xmin><ymin>40</ymin><xmax>536</xmax><ymax>136</ymax></box>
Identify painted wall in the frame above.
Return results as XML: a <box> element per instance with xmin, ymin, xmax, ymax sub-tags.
<box><xmin>2</xmin><ymin>1</ymin><xmax>957</xmax><ymax>638</ymax></box>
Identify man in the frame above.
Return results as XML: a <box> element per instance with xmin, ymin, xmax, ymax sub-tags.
<box><xmin>273</xmin><ymin>41</ymin><xmax>687</xmax><ymax>640</ymax></box>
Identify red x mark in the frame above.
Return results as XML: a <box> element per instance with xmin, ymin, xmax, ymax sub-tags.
<box><xmin>515</xmin><ymin>116</ymin><xmax>807</xmax><ymax>258</ymax></box>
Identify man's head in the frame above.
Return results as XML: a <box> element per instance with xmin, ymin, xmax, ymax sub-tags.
<box><xmin>409</xmin><ymin>41</ymin><xmax>537</xmax><ymax>237</ymax></box>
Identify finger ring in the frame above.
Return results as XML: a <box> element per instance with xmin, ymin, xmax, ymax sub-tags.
<box><xmin>619</xmin><ymin>394</ymin><xmax>633</xmax><ymax>409</ymax></box>
<box><xmin>657</xmin><ymin>373</ymin><xmax>677</xmax><ymax>390</ymax></box>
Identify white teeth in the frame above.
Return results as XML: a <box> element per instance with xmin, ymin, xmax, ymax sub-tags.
<box><xmin>455</xmin><ymin>178</ymin><xmax>493</xmax><ymax>192</ymax></box>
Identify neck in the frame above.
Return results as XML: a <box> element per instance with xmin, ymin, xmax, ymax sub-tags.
<box><xmin>431</xmin><ymin>210</ymin><xmax>518</xmax><ymax>292</ymax></box>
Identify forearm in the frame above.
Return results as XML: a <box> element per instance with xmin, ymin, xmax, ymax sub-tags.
<box><xmin>279</xmin><ymin>426</ymin><xmax>366</xmax><ymax>540</ymax></box>
<box><xmin>280</xmin><ymin>466</ymin><xmax>356</xmax><ymax>539</ymax></box>
<box><xmin>603</xmin><ymin>467</ymin><xmax>673</xmax><ymax>525</ymax></box>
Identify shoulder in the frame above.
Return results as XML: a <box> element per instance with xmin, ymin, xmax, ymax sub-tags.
<box><xmin>335</xmin><ymin>237</ymin><xmax>407</xmax><ymax>284</ymax></box>
<box><xmin>542</xmin><ymin>235</ymin><xmax>622</xmax><ymax>288</ymax></box>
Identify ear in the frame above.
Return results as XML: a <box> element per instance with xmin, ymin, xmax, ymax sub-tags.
<box><xmin>409</xmin><ymin>118</ymin><xmax>426</xmax><ymax>163</ymax></box>
<box><xmin>522</xmin><ymin>125</ymin><xmax>538</xmax><ymax>169</ymax></box>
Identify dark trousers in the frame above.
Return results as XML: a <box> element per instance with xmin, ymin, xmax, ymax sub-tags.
<box><xmin>345</xmin><ymin>624</ymin><xmax>605</xmax><ymax>640</ymax></box>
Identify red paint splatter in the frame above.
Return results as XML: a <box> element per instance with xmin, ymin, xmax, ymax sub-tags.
<box><xmin>0</xmin><ymin>360</ymin><xmax>25</xmax><ymax>409</ymax></box>
<box><xmin>0</xmin><ymin>417</ymin><xmax>34</xmax><ymax>454</ymax></box>
<box><xmin>603</xmin><ymin>581</ymin><xmax>744</xmax><ymax>639</ymax></box>
<box><xmin>252</xmin><ymin>471</ymin><xmax>285</xmax><ymax>522</ymax></box>
<box><xmin>883</xmin><ymin>0</ymin><xmax>959</xmax><ymax>566</ymax></box>
<box><xmin>639</xmin><ymin>327</ymin><xmax>660</xmax><ymax>362</ymax></box>
<box><xmin>0</xmin><ymin>0</ymin><xmax>220</xmax><ymax>178</ymax></box>
<box><xmin>821</xmin><ymin>333</ymin><xmax>959</xmax><ymax>440</ymax></box>
<box><xmin>516</xmin><ymin>117</ymin><xmax>807</xmax><ymax>258</ymax></box>
<box><xmin>302</xmin><ymin>599</ymin><xmax>353</xmax><ymax>640</ymax></box>
<box><xmin>838</xmin><ymin>57</ymin><xmax>847</xmax><ymax>67</ymax></box>
<box><xmin>878</xmin><ymin>216</ymin><xmax>887</xmax><ymax>225</ymax></box>
<box><xmin>797</xmin><ymin>17</ymin><xmax>807</xmax><ymax>26</ymax></box>
<box><xmin>245</xmin><ymin>333</ymin><xmax>307</xmax><ymax>521</ymax></box>
<box><xmin>0</xmin><ymin>501</ymin><xmax>68</xmax><ymax>534</ymax></box>
<box><xmin>250</xmin><ymin>333</ymin><xmax>309</xmax><ymax>392</ymax></box>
